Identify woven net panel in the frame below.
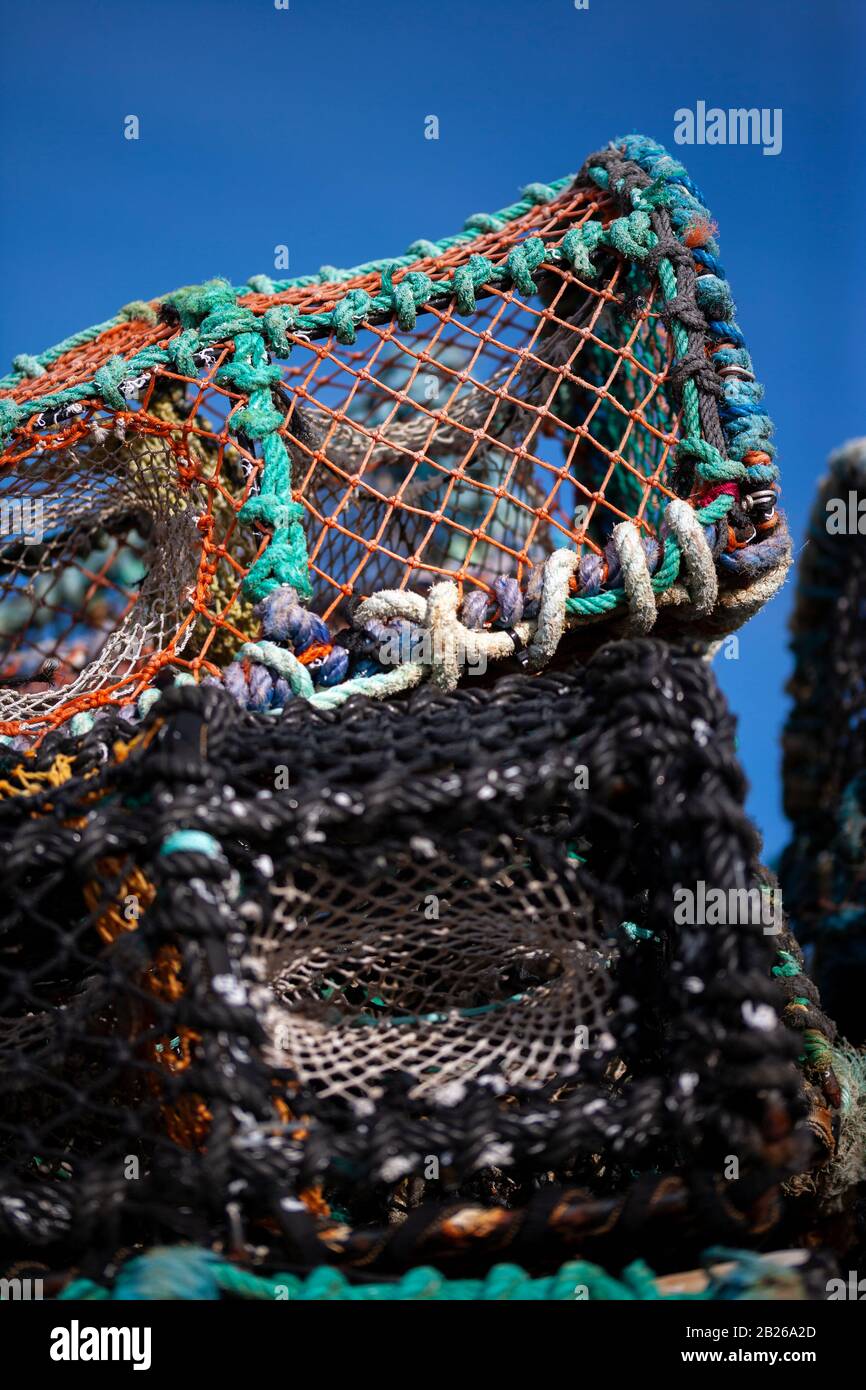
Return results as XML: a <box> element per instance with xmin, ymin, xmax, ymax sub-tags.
<box><xmin>0</xmin><ymin>173</ymin><xmax>689</xmax><ymax>737</ymax></box>
<box><xmin>279</xmin><ymin>260</ymin><xmax>677</xmax><ymax>624</ymax></box>
<box><xmin>0</xmin><ymin>641</ymin><xmax>834</xmax><ymax>1268</ymax></box>
<box><xmin>262</xmin><ymin>851</ymin><xmax>608</xmax><ymax>1103</ymax></box>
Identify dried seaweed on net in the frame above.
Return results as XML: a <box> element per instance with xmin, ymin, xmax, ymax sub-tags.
<box><xmin>0</xmin><ymin>640</ymin><xmax>837</xmax><ymax>1267</ymax></box>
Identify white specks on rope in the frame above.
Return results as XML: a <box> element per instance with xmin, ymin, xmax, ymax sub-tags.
<box><xmin>612</xmin><ymin>522</ymin><xmax>656</xmax><ymax>634</ymax></box>
<box><xmin>665</xmin><ymin>499</ymin><xmax>718</xmax><ymax>616</ymax></box>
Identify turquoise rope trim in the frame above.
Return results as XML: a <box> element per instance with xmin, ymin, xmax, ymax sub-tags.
<box><xmin>0</xmin><ymin>176</ymin><xmax>575</xmax><ymax>394</ymax></box>
<box><xmin>55</xmin><ymin>1244</ymin><xmax>796</xmax><ymax>1302</ymax></box>
<box><xmin>0</xmin><ymin>206</ymin><xmax>659</xmax><ymax>440</ymax></box>
<box><xmin>607</xmin><ymin>133</ymin><xmax>777</xmax><ymax>484</ymax></box>
<box><xmin>53</xmin><ymin>1247</ymin><xmax>683</xmax><ymax>1302</ymax></box>
<box><xmin>160</xmin><ymin>829</ymin><xmax>222</xmax><ymax>858</ymax></box>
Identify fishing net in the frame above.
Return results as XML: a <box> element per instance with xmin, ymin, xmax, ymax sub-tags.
<box><xmin>0</xmin><ymin>640</ymin><xmax>841</xmax><ymax>1281</ymax></box>
<box><xmin>0</xmin><ymin>135</ymin><xmax>787</xmax><ymax>744</ymax></box>
<box><xmin>263</xmin><ymin>854</ymin><xmax>608</xmax><ymax>1105</ymax></box>
<box><xmin>0</xmin><ymin>135</ymin><xmax>848</xmax><ymax>1297</ymax></box>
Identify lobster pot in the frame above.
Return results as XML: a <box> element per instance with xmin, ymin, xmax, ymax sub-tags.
<box><xmin>0</xmin><ymin>204</ymin><xmax>674</xmax><ymax>727</ymax></box>
<box><xmin>0</xmin><ymin>136</ymin><xmax>787</xmax><ymax>744</ymax></box>
<box><xmin>0</xmin><ymin>640</ymin><xmax>832</xmax><ymax>1267</ymax></box>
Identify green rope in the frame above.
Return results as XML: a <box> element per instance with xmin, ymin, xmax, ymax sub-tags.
<box><xmin>55</xmin><ymin>1243</ymin><xmax>801</xmax><ymax>1302</ymax></box>
<box><xmin>56</xmin><ymin>1247</ymin><xmax>715</xmax><ymax>1302</ymax></box>
<box><xmin>773</xmin><ymin>950</ymin><xmax>801</xmax><ymax>979</ymax></box>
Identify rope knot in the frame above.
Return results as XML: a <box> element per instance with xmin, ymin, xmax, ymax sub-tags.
<box><xmin>608</xmin><ymin>210</ymin><xmax>655</xmax><ymax>261</ymax></box>
<box><xmin>331</xmin><ymin>288</ymin><xmax>372</xmax><ymax>345</ymax></box>
<box><xmin>11</xmin><ymin>353</ymin><xmax>45</xmax><ymax>379</ymax></box>
<box><xmin>452</xmin><ymin>254</ymin><xmax>493</xmax><ymax>314</ymax></box>
<box><xmin>161</xmin><ymin>278</ymin><xmax>237</xmax><ymax>330</ymax></box>
<box><xmin>380</xmin><ymin>266</ymin><xmax>433</xmax><ymax>331</ymax></box>
<box><xmin>261</xmin><ymin>304</ymin><xmax>297</xmax><ymax>359</ymax></box>
<box><xmin>560</xmin><ymin>223</ymin><xmax>605</xmax><ymax>278</ymax></box>
<box><xmin>505</xmin><ymin>236</ymin><xmax>546</xmax><ymax>296</ymax></box>
<box><xmin>216</xmin><ymin>358</ymin><xmax>282</xmax><ymax>394</ymax></box>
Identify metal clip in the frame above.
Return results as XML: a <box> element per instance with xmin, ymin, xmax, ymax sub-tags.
<box><xmin>741</xmin><ymin>489</ymin><xmax>777</xmax><ymax>524</ymax></box>
<box><xmin>716</xmin><ymin>364</ymin><xmax>755</xmax><ymax>382</ymax></box>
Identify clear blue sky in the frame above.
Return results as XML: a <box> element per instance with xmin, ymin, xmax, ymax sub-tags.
<box><xmin>2</xmin><ymin>0</ymin><xmax>863</xmax><ymax>859</ymax></box>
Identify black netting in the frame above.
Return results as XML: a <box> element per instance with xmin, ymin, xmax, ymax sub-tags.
<box><xmin>0</xmin><ymin>639</ymin><xmax>836</xmax><ymax>1276</ymax></box>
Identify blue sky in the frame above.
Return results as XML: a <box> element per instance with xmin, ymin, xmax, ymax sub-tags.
<box><xmin>1</xmin><ymin>0</ymin><xmax>863</xmax><ymax>858</ymax></box>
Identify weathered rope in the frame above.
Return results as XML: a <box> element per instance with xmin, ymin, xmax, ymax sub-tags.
<box><xmin>214</xmin><ymin>495</ymin><xmax>724</xmax><ymax>714</ymax></box>
<box><xmin>55</xmin><ymin>1243</ymin><xmax>814</xmax><ymax>1302</ymax></box>
<box><xmin>612</xmin><ymin>522</ymin><xmax>656</xmax><ymax>634</ymax></box>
